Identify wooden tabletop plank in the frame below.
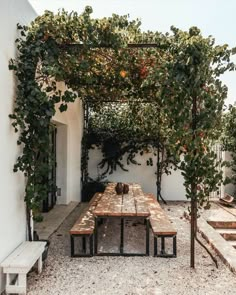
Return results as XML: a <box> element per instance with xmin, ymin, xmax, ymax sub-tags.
<box><xmin>107</xmin><ymin>192</ymin><xmax>122</xmax><ymax>216</ymax></box>
<box><xmin>121</xmin><ymin>191</ymin><xmax>136</xmax><ymax>216</ymax></box>
<box><xmin>93</xmin><ymin>183</ymin><xmax>150</xmax><ymax>217</ymax></box>
<box><xmin>93</xmin><ymin>188</ymin><xmax>123</xmax><ymax>216</ymax></box>
<box><xmin>105</xmin><ymin>182</ymin><xmax>116</xmax><ymax>192</ymax></box>
<box><xmin>93</xmin><ymin>193</ymin><xmax>111</xmax><ymax>216</ymax></box>
<box><xmin>132</xmin><ymin>185</ymin><xmax>150</xmax><ymax>217</ymax></box>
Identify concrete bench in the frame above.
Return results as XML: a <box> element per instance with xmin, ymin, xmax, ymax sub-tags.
<box><xmin>144</xmin><ymin>193</ymin><xmax>177</xmax><ymax>257</ymax></box>
<box><xmin>1</xmin><ymin>241</ymin><xmax>46</xmax><ymax>295</ymax></box>
<box><xmin>69</xmin><ymin>192</ymin><xmax>103</xmax><ymax>257</ymax></box>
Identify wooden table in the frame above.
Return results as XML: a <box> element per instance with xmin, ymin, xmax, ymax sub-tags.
<box><xmin>93</xmin><ymin>183</ymin><xmax>150</xmax><ymax>256</ymax></box>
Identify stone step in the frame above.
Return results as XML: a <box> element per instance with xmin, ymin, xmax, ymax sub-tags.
<box><xmin>215</xmin><ymin>228</ymin><xmax>236</xmax><ymax>240</ymax></box>
<box><xmin>208</xmin><ymin>221</ymin><xmax>236</xmax><ymax>229</ymax></box>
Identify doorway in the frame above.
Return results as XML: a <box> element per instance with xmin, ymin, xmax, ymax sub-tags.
<box><xmin>42</xmin><ymin>124</ymin><xmax>57</xmax><ymax>212</ymax></box>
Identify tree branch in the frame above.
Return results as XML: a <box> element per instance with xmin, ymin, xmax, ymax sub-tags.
<box><xmin>195</xmin><ymin>233</ymin><xmax>218</xmax><ymax>268</ymax></box>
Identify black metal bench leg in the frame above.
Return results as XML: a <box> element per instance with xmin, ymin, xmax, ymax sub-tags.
<box><xmin>98</xmin><ymin>218</ymin><xmax>104</xmax><ymax>226</ymax></box>
<box><xmin>90</xmin><ymin>234</ymin><xmax>94</xmax><ymax>256</ymax></box>
<box><xmin>154</xmin><ymin>236</ymin><xmax>157</xmax><ymax>257</ymax></box>
<box><xmin>161</xmin><ymin>237</ymin><xmax>165</xmax><ymax>255</ymax></box>
<box><xmin>71</xmin><ymin>235</ymin><xmax>75</xmax><ymax>257</ymax></box>
<box><xmin>82</xmin><ymin>236</ymin><xmax>86</xmax><ymax>253</ymax></box>
<box><xmin>146</xmin><ymin>219</ymin><xmax>150</xmax><ymax>256</ymax></box>
<box><xmin>173</xmin><ymin>235</ymin><xmax>177</xmax><ymax>257</ymax></box>
<box><xmin>155</xmin><ymin>235</ymin><xmax>177</xmax><ymax>258</ymax></box>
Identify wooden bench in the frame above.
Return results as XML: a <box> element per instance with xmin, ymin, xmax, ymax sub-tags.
<box><xmin>144</xmin><ymin>193</ymin><xmax>177</xmax><ymax>257</ymax></box>
<box><xmin>69</xmin><ymin>192</ymin><xmax>103</xmax><ymax>257</ymax></box>
<box><xmin>1</xmin><ymin>241</ymin><xmax>46</xmax><ymax>295</ymax></box>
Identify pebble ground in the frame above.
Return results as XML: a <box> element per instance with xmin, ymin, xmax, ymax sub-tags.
<box><xmin>27</xmin><ymin>202</ymin><xmax>236</xmax><ymax>295</ymax></box>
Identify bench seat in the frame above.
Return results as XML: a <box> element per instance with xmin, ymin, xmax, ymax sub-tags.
<box><xmin>70</xmin><ymin>192</ymin><xmax>103</xmax><ymax>257</ymax></box>
<box><xmin>144</xmin><ymin>193</ymin><xmax>177</xmax><ymax>257</ymax></box>
<box><xmin>1</xmin><ymin>241</ymin><xmax>46</xmax><ymax>295</ymax></box>
<box><xmin>69</xmin><ymin>208</ymin><xmax>95</xmax><ymax>235</ymax></box>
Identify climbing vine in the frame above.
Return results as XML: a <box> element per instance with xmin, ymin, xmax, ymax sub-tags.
<box><xmin>84</xmin><ymin>101</ymin><xmax>175</xmax><ymax>176</ymax></box>
<box><xmin>9</xmin><ymin>7</ymin><xmax>235</xmax><ymax>265</ymax></box>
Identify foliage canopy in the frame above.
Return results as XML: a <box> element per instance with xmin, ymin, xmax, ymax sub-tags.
<box><xmin>9</xmin><ymin>7</ymin><xmax>235</xmax><ymax>219</ymax></box>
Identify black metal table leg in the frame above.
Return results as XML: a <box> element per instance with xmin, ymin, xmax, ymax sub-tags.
<box><xmin>154</xmin><ymin>236</ymin><xmax>157</xmax><ymax>256</ymax></box>
<box><xmin>90</xmin><ymin>234</ymin><xmax>94</xmax><ymax>256</ymax></box>
<box><xmin>70</xmin><ymin>235</ymin><xmax>75</xmax><ymax>257</ymax></box>
<box><xmin>161</xmin><ymin>236</ymin><xmax>165</xmax><ymax>255</ymax></box>
<box><xmin>146</xmin><ymin>218</ymin><xmax>150</xmax><ymax>255</ymax></box>
<box><xmin>94</xmin><ymin>217</ymin><xmax>99</xmax><ymax>255</ymax></box>
<box><xmin>120</xmin><ymin>218</ymin><xmax>124</xmax><ymax>254</ymax></box>
<box><xmin>94</xmin><ymin>215</ymin><xmax>150</xmax><ymax>256</ymax></box>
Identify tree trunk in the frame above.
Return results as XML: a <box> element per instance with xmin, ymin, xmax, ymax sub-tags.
<box><xmin>190</xmin><ymin>188</ymin><xmax>197</xmax><ymax>268</ymax></box>
<box><xmin>26</xmin><ymin>205</ymin><xmax>32</xmax><ymax>241</ymax></box>
<box><xmin>191</xmin><ymin>93</ymin><xmax>197</xmax><ymax>268</ymax></box>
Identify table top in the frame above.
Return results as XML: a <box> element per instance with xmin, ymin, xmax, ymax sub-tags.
<box><xmin>93</xmin><ymin>183</ymin><xmax>150</xmax><ymax>217</ymax></box>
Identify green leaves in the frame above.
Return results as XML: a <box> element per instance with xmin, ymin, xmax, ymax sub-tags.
<box><xmin>59</xmin><ymin>103</ymin><xmax>68</xmax><ymax>112</ymax></box>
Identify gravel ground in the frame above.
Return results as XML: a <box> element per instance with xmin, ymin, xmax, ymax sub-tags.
<box><xmin>27</xmin><ymin>202</ymin><xmax>236</xmax><ymax>295</ymax></box>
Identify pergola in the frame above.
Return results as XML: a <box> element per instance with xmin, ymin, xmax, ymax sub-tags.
<box><xmin>9</xmin><ymin>7</ymin><xmax>234</xmax><ymax>267</ymax></box>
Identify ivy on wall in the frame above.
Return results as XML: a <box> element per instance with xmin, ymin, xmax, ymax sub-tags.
<box><xmin>84</xmin><ymin>101</ymin><xmax>175</xmax><ymax>176</ymax></box>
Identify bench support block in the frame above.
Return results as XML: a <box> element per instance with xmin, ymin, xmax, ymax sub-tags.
<box><xmin>38</xmin><ymin>255</ymin><xmax>43</xmax><ymax>273</ymax></box>
<box><xmin>5</xmin><ymin>255</ymin><xmax>43</xmax><ymax>295</ymax></box>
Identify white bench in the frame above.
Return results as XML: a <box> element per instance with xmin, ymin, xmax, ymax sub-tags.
<box><xmin>1</xmin><ymin>241</ymin><xmax>46</xmax><ymax>295</ymax></box>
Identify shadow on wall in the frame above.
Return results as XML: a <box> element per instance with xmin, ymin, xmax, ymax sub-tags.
<box><xmin>88</xmin><ymin>147</ymin><xmax>186</xmax><ymax>201</ymax></box>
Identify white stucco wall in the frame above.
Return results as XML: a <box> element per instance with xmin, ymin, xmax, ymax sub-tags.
<box><xmin>53</xmin><ymin>98</ymin><xmax>84</xmax><ymax>204</ymax></box>
<box><xmin>224</xmin><ymin>151</ymin><xmax>235</xmax><ymax>196</ymax></box>
<box><xmin>0</xmin><ymin>0</ymin><xmax>37</xmax><ymax>292</ymax></box>
<box><xmin>88</xmin><ymin>148</ymin><xmax>187</xmax><ymax>201</ymax></box>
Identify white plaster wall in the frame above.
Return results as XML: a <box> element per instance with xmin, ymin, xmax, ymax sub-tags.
<box><xmin>0</xmin><ymin>1</ymin><xmax>37</xmax><ymax>293</ymax></box>
<box><xmin>224</xmin><ymin>151</ymin><xmax>235</xmax><ymax>196</ymax></box>
<box><xmin>53</xmin><ymin>98</ymin><xmax>83</xmax><ymax>204</ymax></box>
<box><xmin>55</xmin><ymin>124</ymin><xmax>68</xmax><ymax>204</ymax></box>
<box><xmin>88</xmin><ymin>148</ymin><xmax>187</xmax><ymax>201</ymax></box>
